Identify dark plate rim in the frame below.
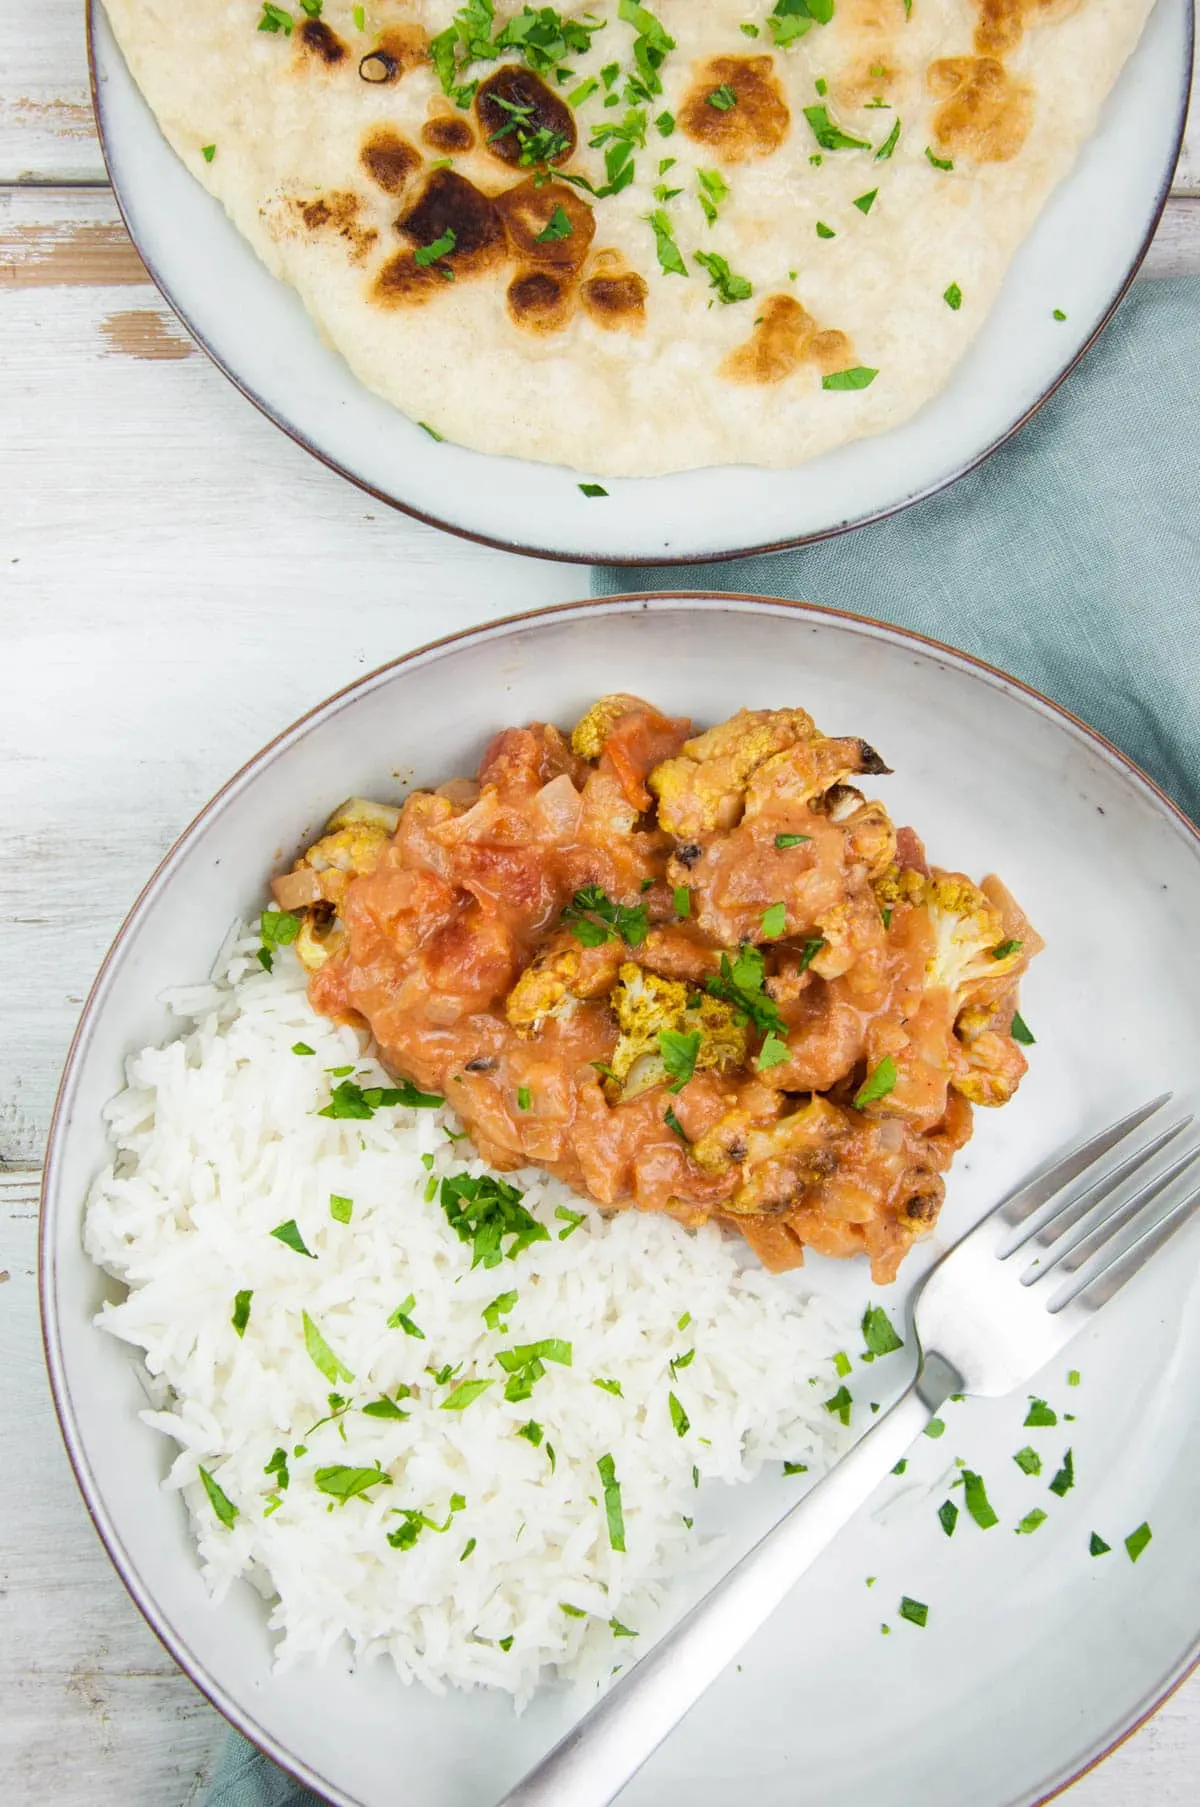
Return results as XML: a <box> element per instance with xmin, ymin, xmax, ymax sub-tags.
<box><xmin>85</xmin><ymin>1</ymin><xmax>1194</xmax><ymax>567</ymax></box>
<box><xmin>40</xmin><ymin>592</ymin><xmax>1200</xmax><ymax>1807</ymax></box>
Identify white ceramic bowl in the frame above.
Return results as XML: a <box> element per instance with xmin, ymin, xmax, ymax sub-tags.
<box><xmin>43</xmin><ymin>597</ymin><xmax>1200</xmax><ymax>1807</ymax></box>
<box><xmin>88</xmin><ymin>2</ymin><xmax>1193</xmax><ymax>563</ymax></box>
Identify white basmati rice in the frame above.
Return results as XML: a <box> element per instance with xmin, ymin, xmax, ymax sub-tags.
<box><xmin>85</xmin><ymin>930</ymin><xmax>856</xmax><ymax>1705</ymax></box>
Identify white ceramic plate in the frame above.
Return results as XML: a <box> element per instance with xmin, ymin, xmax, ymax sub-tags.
<box><xmin>43</xmin><ymin>597</ymin><xmax>1200</xmax><ymax>1807</ymax></box>
<box><xmin>88</xmin><ymin>4</ymin><xmax>1192</xmax><ymax>565</ymax></box>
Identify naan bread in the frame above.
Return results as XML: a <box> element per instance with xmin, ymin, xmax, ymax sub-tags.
<box><xmin>102</xmin><ymin>0</ymin><xmax>1155</xmax><ymax>474</ymax></box>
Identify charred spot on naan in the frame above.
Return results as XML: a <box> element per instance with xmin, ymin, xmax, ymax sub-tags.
<box><xmin>680</xmin><ymin>57</ymin><xmax>790</xmax><ymax>162</ymax></box>
<box><xmin>831</xmin><ymin>54</ymin><xmax>904</xmax><ymax>110</ymax></box>
<box><xmin>396</xmin><ymin>168</ymin><xmax>507</xmax><ymax>275</ymax></box>
<box><xmin>292</xmin><ymin>190</ymin><xmax>377</xmax><ymax>264</ymax></box>
<box><xmin>359</xmin><ymin>24</ymin><xmax>430</xmax><ymax>84</ymax></box>
<box><xmin>476</xmin><ymin>66</ymin><xmax>576</xmax><ymax>169</ymax></box>
<box><xmin>360</xmin><ymin>128</ymin><xmax>423</xmax><ymax>198</ymax></box>
<box><xmin>298</xmin><ymin>18</ymin><xmax>348</xmax><ymax>65</ymax></box>
<box><xmin>496</xmin><ymin>179</ymin><xmax>594</xmax><ymax>270</ymax></box>
<box><xmin>721</xmin><ymin>296</ymin><xmax>853</xmax><ymax>385</ymax></box>
<box><xmin>928</xmin><ymin>56</ymin><xmax>1033</xmax><ymax>163</ymax></box>
<box><xmin>422</xmin><ymin>115</ymin><xmax>476</xmax><ymax>155</ymax></box>
<box><xmin>507</xmin><ymin>269</ymin><xmax>576</xmax><ymax>333</ymax></box>
<box><xmin>974</xmin><ymin>0</ymin><xmax>1080</xmax><ymax>57</ymax></box>
<box><xmin>580</xmin><ymin>268</ymin><xmax>648</xmax><ymax>333</ymax></box>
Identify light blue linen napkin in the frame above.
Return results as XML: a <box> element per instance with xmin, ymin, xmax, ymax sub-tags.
<box><xmin>596</xmin><ymin>275</ymin><xmax>1200</xmax><ymax>826</ymax></box>
<box><xmin>203</xmin><ymin>275</ymin><xmax>1198</xmax><ymax>1807</ymax></box>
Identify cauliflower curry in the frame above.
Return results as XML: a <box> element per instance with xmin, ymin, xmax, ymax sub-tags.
<box><xmin>272</xmin><ymin>697</ymin><xmax>1041</xmax><ymax>1284</ymax></box>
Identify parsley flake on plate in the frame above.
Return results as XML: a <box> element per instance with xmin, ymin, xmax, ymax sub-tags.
<box><xmin>669</xmin><ymin>1390</ymin><xmax>690</xmax><ymax>1436</ymax></box>
<box><xmin>815</xmin><ymin>220</ymin><xmax>836</xmax><ymax>239</ymax></box>
<box><xmin>853</xmin><ymin>188</ymin><xmax>877</xmax><ymax>214</ymax></box>
<box><xmin>803</xmin><ymin>104</ymin><xmax>869</xmax><ymax>151</ymax></box>
<box><xmin>960</xmin><ymin>1468</ymin><xmax>999</xmax><ymax>1529</ymax></box>
<box><xmin>578</xmin><ymin>482</ymin><xmax>609</xmax><ymax>497</ymax></box>
<box><xmin>555</xmin><ymin>1205</ymin><xmax>585</xmax><ymax>1238</ymax></box>
<box><xmin>755</xmin><ymin>1032</ymin><xmax>790</xmax><ymax>1072</ymax></box>
<box><xmin>316</xmin><ymin>1463</ymin><xmax>390</xmax><ymax>1503</ymax></box>
<box><xmin>760</xmin><ymin>900</ymin><xmax>788</xmax><ymax>938</ymax></box>
<box><xmin>1048</xmin><ymin>1448</ymin><xmax>1075</xmax><ymax>1497</ymax></box>
<box><xmin>861</xmin><ymin>1302</ymin><xmax>903</xmax><ymax>1356</ymax></box>
<box><xmin>271</xmin><ymin>1218</ymin><xmax>314</xmax><ymax>1258</ymax></box>
<box><xmin>387</xmin><ymin>1293</ymin><xmax>425</xmax><ymax>1338</ymax></box>
<box><xmin>707</xmin><ymin>83</ymin><xmax>737</xmax><ymax>110</ymax></box>
<box><xmin>199</xmin><ymin>1466</ymin><xmax>238</xmax><ymax>1527</ymax></box>
<box><xmin>899</xmin><ymin>1595</ymin><xmax>928</xmax><ymax>1627</ymax></box>
<box><xmin>853</xmin><ymin>1055</ymin><xmax>897</xmax><ymax>1108</ymax></box>
<box><xmin>646</xmin><ymin>208</ymin><xmax>687</xmax><ymax>276</ymax></box>
<box><xmin>562</xmin><ymin>884</ymin><xmax>649</xmax><ymax>946</ymax></box>
<box><xmin>925</xmin><ymin>146</ymin><xmax>953</xmax><ymax>170</ymax></box>
<box><xmin>439</xmin><ymin>1171</ymin><xmax>549</xmax><ymax>1267</ymax></box>
<box><xmin>1025</xmin><ymin>1396</ymin><xmax>1057</xmax><ymax>1427</ymax></box>
<box><xmin>1016</xmin><ymin>1508</ymin><xmax>1048</xmax><ymax>1535</ymax></box>
<box><xmin>695</xmin><ymin>250</ymin><xmax>752</xmax><ymax>303</ymax></box>
<box><xmin>594</xmin><ymin>1378</ymin><xmax>623</xmax><ymax>1397</ymax></box>
<box><xmin>598</xmin><ymin>1452</ymin><xmax>626</xmax><ymax>1550</ymax></box>
<box><xmin>783</xmin><ymin>1459</ymin><xmax>808</xmax><ymax>1475</ymax></box>
<box><xmin>823</xmin><ymin>365</ymin><xmax>879</xmax><ymax>392</ymax></box>
<box><xmin>482</xmin><ymin>1289</ymin><xmax>518</xmax><ymax>1330</ymax></box>
<box><xmin>938</xmin><ymin>1499</ymin><xmax>958</xmax><ymax>1536</ymax></box>
<box><xmin>775</xmin><ymin>831</ymin><xmax>811</xmax><ymax>848</ymax></box>
<box><xmin>231</xmin><ymin>1290</ymin><xmax>252</xmax><ymax>1337</ymax></box>
<box><xmin>824</xmin><ymin>1384</ymin><xmax>852</xmax><ymax>1427</ymax></box>
<box><xmin>201</xmin><ymin>144</ymin><xmax>216</xmax><ymax>162</ymax></box>
<box><xmin>329</xmin><ymin>1193</ymin><xmax>353</xmax><ymax>1224</ymax></box>
<box><xmin>664</xmin><ymin>1104</ymin><xmax>689</xmax><ymax>1142</ymax></box>
<box><xmin>875</xmin><ymin>117</ymin><xmax>901</xmax><ymax>159</ymax></box>
<box><xmin>944</xmin><ymin>282</ymin><xmax>963</xmax><ymax>310</ymax></box>
<box><xmin>1089</xmin><ymin>1531</ymin><xmax>1111</xmax><ymax>1557</ymax></box>
<box><xmin>440</xmin><ymin>1377</ymin><xmax>494</xmax><ymax>1411</ymax></box>
<box><xmin>302</xmin><ymin>1310</ymin><xmax>354</xmax><ymax>1384</ymax></box>
<box><xmin>257</xmin><ymin>4</ymin><xmax>293</xmax><ymax>34</ymax></box>
<box><xmin>1014</xmin><ymin>1445</ymin><xmax>1042</xmax><ymax>1476</ymax></box>
<box><xmin>534</xmin><ymin>204</ymin><xmax>574</xmax><ymax>242</ymax></box>
<box><xmin>659</xmin><ymin>1028</ymin><xmax>701</xmax><ymax>1092</ymax></box>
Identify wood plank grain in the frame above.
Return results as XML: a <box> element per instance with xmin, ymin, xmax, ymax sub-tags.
<box><xmin>1</xmin><ymin>0</ymin><xmax>1198</xmax><ymax>188</ymax></box>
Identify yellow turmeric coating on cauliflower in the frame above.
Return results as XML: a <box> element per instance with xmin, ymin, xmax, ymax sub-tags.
<box><xmin>570</xmin><ymin>693</ymin><xmax>652</xmax><ymax>760</ymax></box>
<box><xmin>952</xmin><ymin>1004</ymin><xmax>1029</xmax><ymax>1105</ymax></box>
<box><xmin>607</xmin><ymin>961</ymin><xmax>749</xmax><ymax>1099</ymax></box>
<box><xmin>506</xmin><ymin>932</ymin><xmax>623</xmax><ymax>1034</ymax></box>
<box><xmin>648</xmin><ymin>707</ymin><xmax>818</xmax><ymax>837</ymax></box>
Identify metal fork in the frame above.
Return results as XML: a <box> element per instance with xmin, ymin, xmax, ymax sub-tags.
<box><xmin>499</xmin><ymin>1094</ymin><xmax>1200</xmax><ymax>1807</ymax></box>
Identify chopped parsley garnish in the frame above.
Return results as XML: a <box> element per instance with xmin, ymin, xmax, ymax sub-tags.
<box><xmin>669</xmin><ymin>1390</ymin><xmax>690</xmax><ymax>1436</ymax></box>
<box><xmin>534</xmin><ymin>204</ymin><xmax>574</xmax><ymax>242</ymax></box>
<box><xmin>925</xmin><ymin>147</ymin><xmax>954</xmax><ymax>170</ymax></box>
<box><xmin>673</xmin><ymin>885</ymin><xmax>691</xmax><ymax>917</ymax></box>
<box><xmin>497</xmin><ymin>1338</ymin><xmax>571</xmax><ymax>1401</ymax></box>
<box><xmin>707</xmin><ymin>84</ymin><xmax>737</xmax><ymax>110</ymax></box>
<box><xmin>1048</xmin><ymin>1448</ymin><xmax>1075</xmax><ymax>1497</ymax></box>
<box><xmin>497</xmin><ymin>1634</ymin><xmax>514</xmax><ymax>1649</ymax></box>
<box><xmin>483</xmin><ymin>1289</ymin><xmax>518</xmax><ymax>1330</ymax></box>
<box><xmin>755</xmin><ymin>1032</ymin><xmax>790</xmax><ymax>1072</ymax></box>
<box><xmin>1014</xmin><ymin>1446</ymin><xmax>1042</xmax><ymax>1475</ymax></box>
<box><xmin>257</xmin><ymin>4</ymin><xmax>294</xmax><ymax>34</ymax></box>
<box><xmin>1016</xmin><ymin>1508</ymin><xmax>1048</xmax><ymax>1535</ymax></box>
<box><xmin>944</xmin><ymin>282</ymin><xmax>963</xmax><ymax>310</ymax></box>
<box><xmin>610</xmin><ymin>1617</ymin><xmax>638</xmax><ymax>1637</ymax></box>
<box><xmin>775</xmin><ymin>832</ymin><xmax>811</xmax><ymax>848</ymax></box>
<box><xmin>695</xmin><ymin>251</ymin><xmax>752</xmax><ymax>303</ymax></box>
<box><xmin>440</xmin><ymin>1377</ymin><xmax>494</xmax><ymax>1411</ymax></box>
<box><xmin>833</xmin><ymin>1350</ymin><xmax>852</xmax><ymax>1378</ymax></box>
<box><xmin>705</xmin><ymin>943</ymin><xmax>784</xmax><ymax>1036</ymax></box>
<box><xmin>291</xmin><ymin>1041</ymin><xmax>315</xmax><ymax>1056</ymax></box>
<box><xmin>199</xmin><ymin>1466</ymin><xmax>238</xmax><ymax>1527</ymax></box>
<box><xmin>353</xmin><ymin>2</ymin><xmax>365</xmax><ymax>25</ymax></box>
<box><xmin>555</xmin><ymin>1205</ymin><xmax>586</xmax><ymax>1238</ymax></box>
<box><xmin>960</xmin><ymin>1469</ymin><xmax>999</xmax><ymax>1530</ymax></box>
<box><xmin>319</xmin><ymin>1077</ymin><xmax>444</xmax><ymax>1118</ymax></box>
<box><xmin>664</xmin><ymin>1104</ymin><xmax>688</xmax><ymax>1142</ymax></box>
<box><xmin>517</xmin><ymin>1419</ymin><xmax>544</xmax><ymax>1444</ymax></box>
<box><xmin>459</xmin><ymin>1537</ymin><xmax>477</xmax><ymax>1561</ymax></box>
<box><xmin>899</xmin><ymin>1596</ymin><xmax>927</xmax><ymax>1628</ymax></box>
<box><xmin>824</xmin><ymin>1385</ymin><xmax>852</xmax><ymax>1427</ymax></box>
<box><xmin>362</xmin><ymin>1393</ymin><xmax>410</xmax><ymax>1420</ymax></box>
<box><xmin>1025</xmin><ymin>1397</ymin><xmax>1057</xmax><ymax>1427</ymax></box>
<box><xmin>314</xmin><ymin>1463</ymin><xmax>390</xmax><ymax>1503</ymax></box>
<box><xmin>1089</xmin><ymin>1531</ymin><xmax>1111</xmax><ymax>1556</ymax></box>
<box><xmin>803</xmin><ymin>104</ymin><xmax>869</xmax><ymax>151</ymax></box>
<box><xmin>257</xmin><ymin>907</ymin><xmax>301</xmax><ymax>971</ymax></box>
<box><xmin>387</xmin><ymin>1495</ymin><xmax>464</xmax><ymax>1549</ymax></box>
<box><xmin>298</xmin><ymin>0</ymin><xmax>322</xmax><ymax>14</ymax></box>
<box><xmin>697</xmin><ymin>167</ymin><xmax>730</xmax><ymax>225</ymax></box>
<box><xmin>647</xmin><ymin>209</ymin><xmax>687</xmax><ymax>276</ymax></box>
<box><xmin>617</xmin><ymin>0</ymin><xmax>675</xmax><ymax>106</ymax></box>
<box><xmin>938</xmin><ymin>1499</ymin><xmax>958</xmax><ymax>1536</ymax></box>
<box><xmin>516</xmin><ymin>1085</ymin><xmax>532</xmax><ymax>1112</ymax></box>
<box><xmin>439</xmin><ymin>1171</ymin><xmax>549</xmax><ymax>1267</ymax></box>
<box><xmin>1011</xmin><ymin>1011</ymin><xmax>1036</xmax><ymax>1045</ymax></box>
<box><xmin>387</xmin><ymin>1293</ymin><xmax>425</xmax><ymax>1338</ymax></box>
<box><xmin>670</xmin><ymin>1349</ymin><xmax>695</xmax><ymax>1375</ymax></box>
<box><xmin>678</xmin><ymin>1312</ymin><xmax>691</xmax><ymax>1330</ymax></box>
<box><xmin>418</xmin><ymin>420</ymin><xmax>444</xmax><ymax>441</ymax></box>
<box><xmin>768</xmin><ymin>0</ymin><xmax>833</xmax><ymax>49</ymax></box>
<box><xmin>594</xmin><ymin>1378</ymin><xmax>623</xmax><ymax>1396</ymax></box>
<box><xmin>760</xmin><ymin>900</ymin><xmax>787</xmax><ymax>938</ymax></box>
<box><xmin>861</xmin><ymin>1303</ymin><xmax>903</xmax><ymax>1356</ymax></box>
<box><xmin>823</xmin><ymin>365</ymin><xmax>879</xmax><ymax>391</ymax></box>
<box><xmin>413</xmin><ymin>227</ymin><xmax>457</xmax><ymax>271</ymax></box>
<box><xmin>875</xmin><ymin>117</ymin><xmax>901</xmax><ymax>159</ymax></box>
<box><xmin>1053</xmin><ymin>308</ymin><xmax>1067</xmax><ymax>321</ymax></box>
<box><xmin>302</xmin><ymin>1310</ymin><xmax>354</xmax><ymax>1385</ymax></box>
<box><xmin>891</xmin><ymin>1458</ymin><xmax>907</xmax><ymax>1475</ymax></box>
<box><xmin>853</xmin><ymin>1055</ymin><xmax>897</xmax><ymax>1108</ymax></box>
<box><xmin>783</xmin><ymin>1460</ymin><xmax>809</xmax><ymax>1475</ymax></box>
<box><xmin>560</xmin><ymin>1601</ymin><xmax>587</xmax><ymax>1618</ymax></box>
<box><xmin>271</xmin><ymin>1218</ymin><xmax>314</xmax><ymax>1258</ymax></box>
<box><xmin>1068</xmin><ymin>1369</ymin><xmax>1080</xmax><ymax>1387</ymax></box>
<box><xmin>992</xmin><ymin>938</ymin><xmax>1023</xmax><ymax>959</ymax></box>
<box><xmin>578</xmin><ymin>482</ymin><xmax>609</xmax><ymax>497</ymax></box>
<box><xmin>598</xmin><ymin>1452</ymin><xmax>626</xmax><ymax>1550</ymax></box>
<box><xmin>201</xmin><ymin>144</ymin><xmax>216</xmax><ymax>162</ymax></box>
<box><xmin>232</xmin><ymin>1290</ymin><xmax>252</xmax><ymax>1337</ymax></box>
<box><xmin>1124</xmin><ymin>1521</ymin><xmax>1152</xmax><ymax>1562</ymax></box>
<box><xmin>264</xmin><ymin>1446</ymin><xmax>290</xmax><ymax>1493</ymax></box>
<box><xmin>659</xmin><ymin>1028</ymin><xmax>701</xmax><ymax>1092</ymax></box>
<box><xmin>329</xmin><ymin>1193</ymin><xmax>353</xmax><ymax>1224</ymax></box>
<box><xmin>656</xmin><ymin>109</ymin><xmax>675</xmax><ymax>135</ymax></box>
<box><xmin>924</xmin><ymin>1417</ymin><xmax>945</xmax><ymax>1439</ymax></box>
<box><xmin>815</xmin><ymin>221</ymin><xmax>836</xmax><ymax>239</ymax></box>
<box><xmin>562</xmin><ymin>884</ymin><xmax>649</xmax><ymax>947</ymax></box>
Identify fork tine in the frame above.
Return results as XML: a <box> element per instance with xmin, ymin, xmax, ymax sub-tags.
<box><xmin>1025</xmin><ymin>1116</ymin><xmax>1194</xmax><ymax>1253</ymax></box>
<box><xmin>997</xmin><ymin>1094</ymin><xmax>1171</xmax><ymax>1232</ymax></box>
<box><xmin>1053</xmin><ymin>1178</ymin><xmax>1200</xmax><ymax>1313</ymax></box>
<box><xmin>1028</xmin><ymin>1142</ymin><xmax>1200</xmax><ymax>1282</ymax></box>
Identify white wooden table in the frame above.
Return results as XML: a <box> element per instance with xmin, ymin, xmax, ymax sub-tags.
<box><xmin>1</xmin><ymin>4</ymin><xmax>1197</xmax><ymax>1800</ymax></box>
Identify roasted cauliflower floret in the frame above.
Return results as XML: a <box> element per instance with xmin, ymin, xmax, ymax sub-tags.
<box><xmin>570</xmin><ymin>694</ymin><xmax>653</xmax><ymax>760</ymax></box>
<box><xmin>823</xmin><ymin>785</ymin><xmax>897</xmax><ymax>878</ymax></box>
<box><xmin>920</xmin><ymin>870</ymin><xmax>1024</xmax><ymax>1003</ymax></box>
<box><xmin>271</xmin><ymin>815</ymin><xmax>393</xmax><ymax>912</ymax></box>
<box><xmin>648</xmin><ymin>707</ymin><xmax>817</xmax><ymax>837</ymax></box>
<box><xmin>294</xmin><ymin>907</ymin><xmax>347</xmax><ymax>973</ymax></box>
<box><xmin>743</xmin><ymin>736</ymin><xmax>892</xmax><ymax>819</ymax></box>
<box><xmin>325</xmin><ymin>796</ymin><xmax>402</xmax><ymax>835</ymax></box>
<box><xmin>607</xmin><ymin>961</ymin><xmax>749</xmax><ymax>1099</ymax></box>
<box><xmin>505</xmin><ymin>931</ymin><xmax>622</xmax><ymax>1034</ymax></box>
<box><xmin>951</xmin><ymin>1004</ymin><xmax>1028</xmax><ymax>1105</ymax></box>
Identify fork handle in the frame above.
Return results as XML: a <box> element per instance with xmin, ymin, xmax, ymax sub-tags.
<box><xmin>499</xmin><ymin>1380</ymin><xmax>940</xmax><ymax>1807</ymax></box>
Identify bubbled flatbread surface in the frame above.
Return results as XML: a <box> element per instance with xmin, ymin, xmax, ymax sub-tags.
<box><xmin>102</xmin><ymin>0</ymin><xmax>1155</xmax><ymax>475</ymax></box>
